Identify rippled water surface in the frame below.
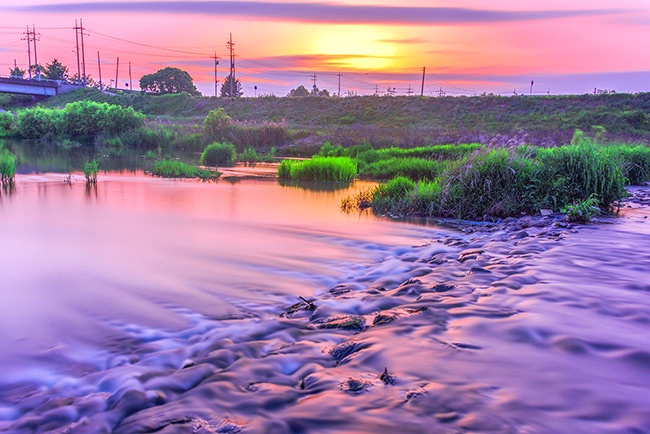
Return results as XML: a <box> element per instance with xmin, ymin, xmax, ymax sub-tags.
<box><xmin>1</xmin><ymin>173</ymin><xmax>649</xmax><ymax>433</ymax></box>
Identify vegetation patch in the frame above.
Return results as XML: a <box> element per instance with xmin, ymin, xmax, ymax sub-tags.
<box><xmin>83</xmin><ymin>159</ymin><xmax>99</xmax><ymax>184</ymax></box>
<box><xmin>345</xmin><ymin>141</ymin><xmax>648</xmax><ymax>220</ymax></box>
<box><xmin>278</xmin><ymin>157</ymin><xmax>357</xmax><ymax>183</ymax></box>
<box><xmin>151</xmin><ymin>158</ymin><xmax>220</xmax><ymax>181</ymax></box>
<box><xmin>201</xmin><ymin>142</ymin><xmax>237</xmax><ymax>167</ymax></box>
<box><xmin>0</xmin><ymin>150</ymin><xmax>17</xmax><ymax>183</ymax></box>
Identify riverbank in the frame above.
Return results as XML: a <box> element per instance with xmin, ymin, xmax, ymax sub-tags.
<box><xmin>2</xmin><ymin>177</ymin><xmax>649</xmax><ymax>433</ymax></box>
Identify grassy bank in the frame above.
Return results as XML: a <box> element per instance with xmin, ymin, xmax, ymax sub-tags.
<box><xmin>348</xmin><ymin>142</ymin><xmax>650</xmax><ymax>220</ymax></box>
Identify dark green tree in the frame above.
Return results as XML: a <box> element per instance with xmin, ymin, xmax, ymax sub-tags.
<box><xmin>220</xmin><ymin>74</ymin><xmax>243</xmax><ymax>98</ymax></box>
<box><xmin>140</xmin><ymin>67</ymin><xmax>200</xmax><ymax>96</ymax></box>
<box><xmin>287</xmin><ymin>85</ymin><xmax>310</xmax><ymax>97</ymax></box>
<box><xmin>9</xmin><ymin>66</ymin><xmax>25</xmax><ymax>79</ymax></box>
<box><xmin>43</xmin><ymin>59</ymin><xmax>69</xmax><ymax>81</ymax></box>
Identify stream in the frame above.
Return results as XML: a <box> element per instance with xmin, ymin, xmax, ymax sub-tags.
<box><xmin>1</xmin><ymin>172</ymin><xmax>649</xmax><ymax>433</ymax></box>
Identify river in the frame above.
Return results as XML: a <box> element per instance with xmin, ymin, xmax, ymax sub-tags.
<box><xmin>1</xmin><ymin>171</ymin><xmax>649</xmax><ymax>433</ymax></box>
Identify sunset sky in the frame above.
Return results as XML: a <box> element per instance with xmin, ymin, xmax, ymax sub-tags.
<box><xmin>1</xmin><ymin>0</ymin><xmax>649</xmax><ymax>97</ymax></box>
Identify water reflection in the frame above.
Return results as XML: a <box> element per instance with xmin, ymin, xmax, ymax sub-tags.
<box><xmin>279</xmin><ymin>178</ymin><xmax>354</xmax><ymax>192</ymax></box>
<box><xmin>3</xmin><ymin>171</ymin><xmax>649</xmax><ymax>433</ymax></box>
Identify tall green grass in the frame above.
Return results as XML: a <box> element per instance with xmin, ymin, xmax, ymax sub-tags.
<box><xmin>278</xmin><ymin>157</ymin><xmax>357</xmax><ymax>183</ymax></box>
<box><xmin>352</xmin><ymin>142</ymin><xmax>642</xmax><ymax>220</ymax></box>
<box><xmin>0</xmin><ymin>150</ymin><xmax>16</xmax><ymax>183</ymax></box>
<box><xmin>151</xmin><ymin>159</ymin><xmax>220</xmax><ymax>181</ymax></box>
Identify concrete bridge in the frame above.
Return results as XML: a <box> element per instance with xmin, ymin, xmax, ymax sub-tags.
<box><xmin>0</xmin><ymin>76</ymin><xmax>82</xmax><ymax>96</ymax></box>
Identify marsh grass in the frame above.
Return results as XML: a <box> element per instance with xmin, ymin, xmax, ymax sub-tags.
<box><xmin>278</xmin><ymin>157</ymin><xmax>357</xmax><ymax>183</ymax></box>
<box><xmin>0</xmin><ymin>150</ymin><xmax>17</xmax><ymax>183</ymax></box>
<box><xmin>151</xmin><ymin>159</ymin><xmax>220</xmax><ymax>181</ymax></box>
<box><xmin>352</xmin><ymin>143</ymin><xmax>640</xmax><ymax>220</ymax></box>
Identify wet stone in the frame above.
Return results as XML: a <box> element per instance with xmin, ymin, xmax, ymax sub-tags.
<box><xmin>316</xmin><ymin>315</ymin><xmax>366</xmax><ymax>332</ymax></box>
<box><xmin>329</xmin><ymin>341</ymin><xmax>369</xmax><ymax>364</ymax></box>
<box><xmin>379</xmin><ymin>367</ymin><xmax>396</xmax><ymax>385</ymax></box>
<box><xmin>373</xmin><ymin>313</ymin><xmax>397</xmax><ymax>326</ymax></box>
<box><xmin>432</xmin><ymin>283</ymin><xmax>455</xmax><ymax>293</ymax></box>
<box><xmin>340</xmin><ymin>377</ymin><xmax>372</xmax><ymax>394</ymax></box>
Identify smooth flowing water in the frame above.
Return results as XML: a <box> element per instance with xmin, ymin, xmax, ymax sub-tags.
<box><xmin>1</xmin><ymin>172</ymin><xmax>649</xmax><ymax>433</ymax></box>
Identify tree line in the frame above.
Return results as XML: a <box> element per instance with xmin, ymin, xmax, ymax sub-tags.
<box><xmin>8</xmin><ymin>59</ymin><xmax>333</xmax><ymax>98</ymax></box>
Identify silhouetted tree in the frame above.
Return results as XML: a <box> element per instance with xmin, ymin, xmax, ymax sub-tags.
<box><xmin>288</xmin><ymin>85</ymin><xmax>310</xmax><ymax>97</ymax></box>
<box><xmin>9</xmin><ymin>66</ymin><xmax>25</xmax><ymax>79</ymax></box>
<box><xmin>43</xmin><ymin>59</ymin><xmax>69</xmax><ymax>81</ymax></box>
<box><xmin>140</xmin><ymin>67</ymin><xmax>200</xmax><ymax>95</ymax></box>
<box><xmin>220</xmin><ymin>74</ymin><xmax>243</xmax><ymax>98</ymax></box>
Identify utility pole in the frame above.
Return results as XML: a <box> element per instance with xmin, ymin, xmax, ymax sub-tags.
<box><xmin>337</xmin><ymin>71</ymin><xmax>342</xmax><ymax>97</ymax></box>
<box><xmin>128</xmin><ymin>61</ymin><xmax>132</xmax><ymax>91</ymax></box>
<box><xmin>32</xmin><ymin>25</ymin><xmax>40</xmax><ymax>80</ymax></box>
<box><xmin>13</xmin><ymin>59</ymin><xmax>17</xmax><ymax>77</ymax></box>
<box><xmin>24</xmin><ymin>26</ymin><xmax>32</xmax><ymax>79</ymax></box>
<box><xmin>115</xmin><ymin>57</ymin><xmax>119</xmax><ymax>90</ymax></box>
<box><xmin>420</xmin><ymin>67</ymin><xmax>426</xmax><ymax>96</ymax></box>
<box><xmin>211</xmin><ymin>51</ymin><xmax>219</xmax><ymax>97</ymax></box>
<box><xmin>227</xmin><ymin>33</ymin><xmax>235</xmax><ymax>97</ymax></box>
<box><xmin>97</xmin><ymin>51</ymin><xmax>102</xmax><ymax>89</ymax></box>
<box><xmin>374</xmin><ymin>84</ymin><xmax>379</xmax><ymax>96</ymax></box>
<box><xmin>406</xmin><ymin>85</ymin><xmax>414</xmax><ymax>96</ymax></box>
<box><xmin>308</xmin><ymin>72</ymin><xmax>317</xmax><ymax>94</ymax></box>
<box><xmin>530</xmin><ymin>80</ymin><xmax>534</xmax><ymax>96</ymax></box>
<box><xmin>23</xmin><ymin>26</ymin><xmax>41</xmax><ymax>80</ymax></box>
<box><xmin>74</xmin><ymin>20</ymin><xmax>81</xmax><ymax>83</ymax></box>
<box><xmin>80</xmin><ymin>18</ymin><xmax>87</xmax><ymax>86</ymax></box>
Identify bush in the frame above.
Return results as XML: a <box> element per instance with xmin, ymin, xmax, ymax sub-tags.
<box><xmin>203</xmin><ymin>108</ymin><xmax>232</xmax><ymax>139</ymax></box>
<box><xmin>0</xmin><ymin>111</ymin><xmax>15</xmax><ymax>136</ymax></box>
<box><xmin>83</xmin><ymin>159</ymin><xmax>99</xmax><ymax>184</ymax></box>
<box><xmin>201</xmin><ymin>142</ymin><xmax>236</xmax><ymax>167</ymax></box>
<box><xmin>14</xmin><ymin>101</ymin><xmax>144</xmax><ymax>145</ymax></box>
<box><xmin>239</xmin><ymin>147</ymin><xmax>258</xmax><ymax>167</ymax></box>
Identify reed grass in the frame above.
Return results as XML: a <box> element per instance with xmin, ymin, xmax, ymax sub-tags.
<box><xmin>352</xmin><ymin>142</ymin><xmax>640</xmax><ymax>220</ymax></box>
<box><xmin>151</xmin><ymin>158</ymin><xmax>220</xmax><ymax>181</ymax></box>
<box><xmin>0</xmin><ymin>150</ymin><xmax>16</xmax><ymax>183</ymax></box>
<box><xmin>278</xmin><ymin>157</ymin><xmax>357</xmax><ymax>183</ymax></box>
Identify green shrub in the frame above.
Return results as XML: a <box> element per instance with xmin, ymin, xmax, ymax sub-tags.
<box><xmin>203</xmin><ymin>108</ymin><xmax>232</xmax><ymax>139</ymax></box>
<box><xmin>83</xmin><ymin>159</ymin><xmax>99</xmax><ymax>184</ymax></box>
<box><xmin>239</xmin><ymin>147</ymin><xmax>258</xmax><ymax>166</ymax></box>
<box><xmin>0</xmin><ymin>150</ymin><xmax>16</xmax><ymax>183</ymax></box>
<box><xmin>14</xmin><ymin>101</ymin><xmax>143</xmax><ymax>145</ymax></box>
<box><xmin>0</xmin><ymin>111</ymin><xmax>15</xmax><ymax>136</ymax></box>
<box><xmin>562</xmin><ymin>195</ymin><xmax>601</xmax><ymax>223</ymax></box>
<box><xmin>201</xmin><ymin>142</ymin><xmax>237</xmax><ymax>167</ymax></box>
<box><xmin>151</xmin><ymin>159</ymin><xmax>220</xmax><ymax>181</ymax></box>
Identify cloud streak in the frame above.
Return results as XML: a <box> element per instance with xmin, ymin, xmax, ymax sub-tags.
<box><xmin>6</xmin><ymin>2</ymin><xmax>631</xmax><ymax>25</ymax></box>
